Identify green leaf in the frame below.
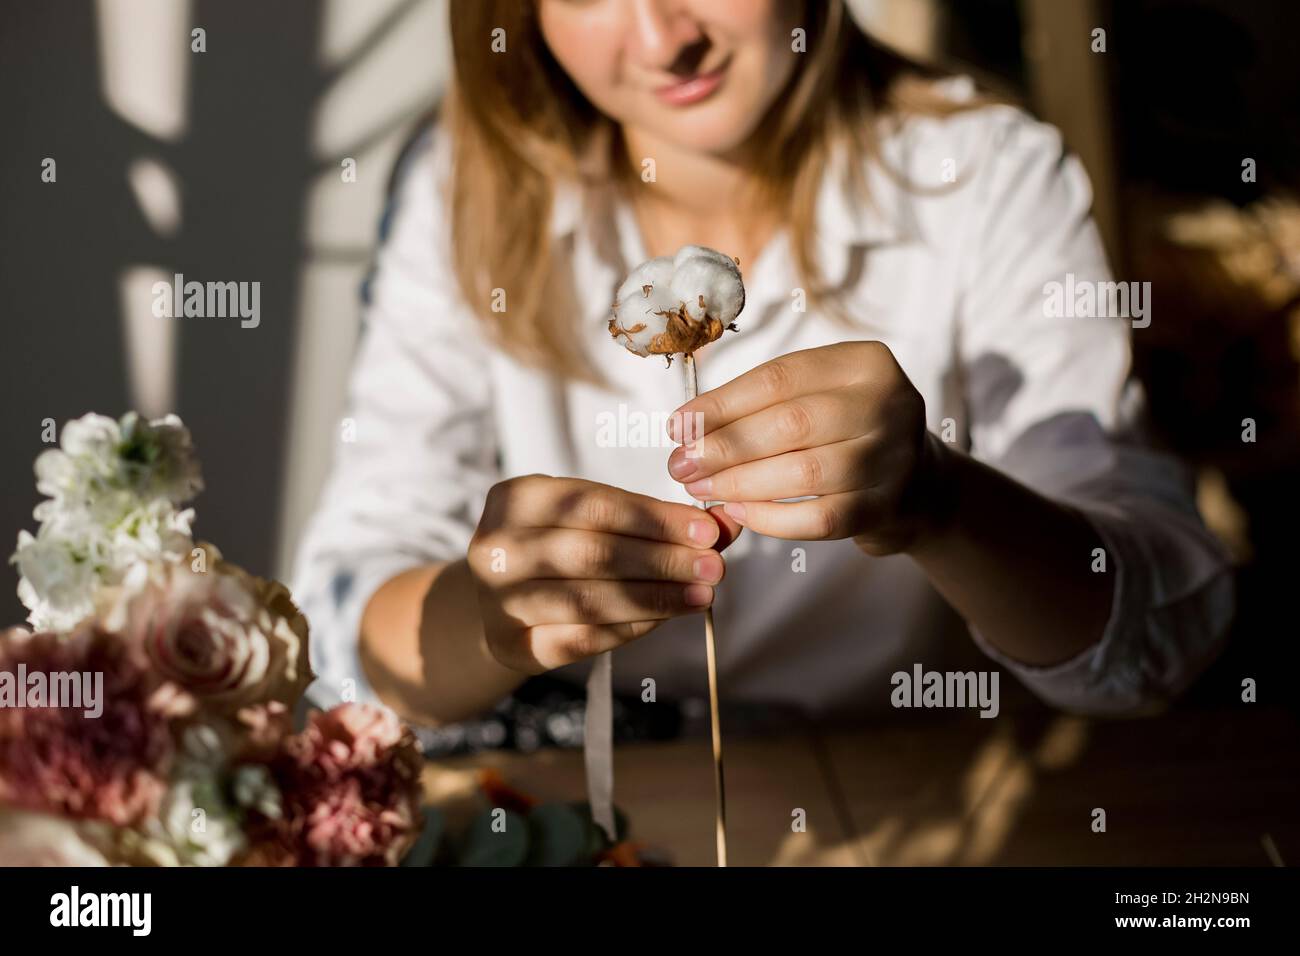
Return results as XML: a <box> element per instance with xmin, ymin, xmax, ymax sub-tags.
<box><xmin>400</xmin><ymin>807</ymin><xmax>444</xmax><ymax>867</ymax></box>
<box><xmin>525</xmin><ymin>803</ymin><xmax>589</xmax><ymax>867</ymax></box>
<box><xmin>569</xmin><ymin>801</ymin><xmax>630</xmax><ymax>859</ymax></box>
<box><xmin>459</xmin><ymin>809</ymin><xmax>528</xmax><ymax>867</ymax></box>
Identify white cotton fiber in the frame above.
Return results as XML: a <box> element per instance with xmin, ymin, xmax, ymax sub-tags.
<box><xmin>608</xmin><ymin>245</ymin><xmax>744</xmax><ymax>358</ymax></box>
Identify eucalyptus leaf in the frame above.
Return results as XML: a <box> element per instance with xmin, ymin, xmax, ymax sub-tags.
<box><xmin>569</xmin><ymin>801</ymin><xmax>630</xmax><ymax>858</ymax></box>
<box><xmin>525</xmin><ymin>803</ymin><xmax>589</xmax><ymax>867</ymax></box>
<box><xmin>400</xmin><ymin>807</ymin><xmax>444</xmax><ymax>867</ymax></box>
<box><xmin>459</xmin><ymin>808</ymin><xmax>528</xmax><ymax>867</ymax></box>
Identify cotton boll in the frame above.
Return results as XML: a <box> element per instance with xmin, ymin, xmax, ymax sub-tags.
<box><xmin>608</xmin><ymin>245</ymin><xmax>744</xmax><ymax>360</ymax></box>
<box><xmin>614</xmin><ymin>256</ymin><xmax>676</xmax><ymax>315</ymax></box>
<box><xmin>671</xmin><ymin>246</ymin><xmax>745</xmax><ymax>325</ymax></box>
<box><xmin>672</xmin><ymin>245</ymin><xmax>735</xmax><ymax>271</ymax></box>
<box><xmin>609</xmin><ymin>257</ymin><xmax>677</xmax><ymax>357</ymax></box>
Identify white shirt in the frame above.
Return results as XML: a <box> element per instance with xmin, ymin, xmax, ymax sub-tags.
<box><xmin>292</xmin><ymin>80</ymin><xmax>1233</xmax><ymax>719</ymax></box>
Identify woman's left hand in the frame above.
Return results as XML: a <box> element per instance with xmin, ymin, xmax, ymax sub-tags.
<box><xmin>666</xmin><ymin>341</ymin><xmax>944</xmax><ymax>555</ymax></box>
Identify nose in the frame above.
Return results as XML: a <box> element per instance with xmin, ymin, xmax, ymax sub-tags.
<box><xmin>627</xmin><ymin>0</ymin><xmax>704</xmax><ymax>72</ymax></box>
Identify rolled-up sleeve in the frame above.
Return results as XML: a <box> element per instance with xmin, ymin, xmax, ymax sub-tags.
<box><xmin>954</xmin><ymin>109</ymin><xmax>1234</xmax><ymax>715</ymax></box>
<box><xmin>291</xmin><ymin>129</ymin><xmax>498</xmax><ymax>708</ymax></box>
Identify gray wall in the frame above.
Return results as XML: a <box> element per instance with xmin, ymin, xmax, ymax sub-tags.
<box><xmin>0</xmin><ymin>0</ymin><xmax>447</xmax><ymax>624</ymax></box>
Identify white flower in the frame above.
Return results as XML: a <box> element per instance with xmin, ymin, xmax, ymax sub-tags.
<box><xmin>122</xmin><ymin>724</ymin><xmax>256</xmax><ymax>868</ymax></box>
<box><xmin>13</xmin><ymin>494</ymin><xmax>196</xmax><ymax>632</ymax></box>
<box><xmin>156</xmin><ymin>775</ymin><xmax>248</xmax><ymax>867</ymax></box>
<box><xmin>609</xmin><ymin>244</ymin><xmax>745</xmax><ymax>357</ymax></box>
<box><xmin>105</xmin><ymin>500</ymin><xmax>195</xmax><ymax>567</ymax></box>
<box><xmin>13</xmin><ymin>411</ymin><xmax>203</xmax><ymax>630</ymax></box>
<box><xmin>35</xmin><ymin>412</ymin><xmax>203</xmax><ymax>513</ymax></box>
<box><xmin>40</xmin><ymin>413</ymin><xmax>121</xmax><ymax>492</ymax></box>
<box><xmin>116</xmin><ymin>412</ymin><xmax>204</xmax><ymax>506</ymax></box>
<box><xmin>158</xmin><ymin>725</ymin><xmax>248</xmax><ymax>866</ymax></box>
<box><xmin>60</xmin><ymin>412</ymin><xmax>121</xmax><ymax>458</ymax></box>
<box><xmin>126</xmin><ymin>776</ymin><xmax>246</xmax><ymax>867</ymax></box>
<box><xmin>34</xmin><ymin>414</ymin><xmax>124</xmax><ymax>513</ymax></box>
<box><xmin>12</xmin><ymin>526</ymin><xmax>100</xmax><ymax>631</ymax></box>
<box><xmin>232</xmin><ymin>764</ymin><xmax>282</xmax><ymax>820</ymax></box>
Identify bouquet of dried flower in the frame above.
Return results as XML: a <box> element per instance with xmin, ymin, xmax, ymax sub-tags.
<box><xmin>0</xmin><ymin>412</ymin><xmax>423</xmax><ymax>866</ymax></box>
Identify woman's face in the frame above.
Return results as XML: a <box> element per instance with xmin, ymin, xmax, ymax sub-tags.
<box><xmin>538</xmin><ymin>0</ymin><xmax>801</xmax><ymax>155</ymax></box>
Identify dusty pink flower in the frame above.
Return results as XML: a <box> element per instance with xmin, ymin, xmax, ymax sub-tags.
<box><xmin>253</xmin><ymin>704</ymin><xmax>424</xmax><ymax>867</ymax></box>
<box><xmin>100</xmin><ymin>556</ymin><xmax>314</xmax><ymax>714</ymax></box>
<box><xmin>0</xmin><ymin>626</ymin><xmax>179</xmax><ymax>827</ymax></box>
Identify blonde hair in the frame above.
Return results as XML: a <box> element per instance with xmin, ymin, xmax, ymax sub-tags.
<box><xmin>446</xmin><ymin>0</ymin><xmax>980</xmax><ymax>380</ymax></box>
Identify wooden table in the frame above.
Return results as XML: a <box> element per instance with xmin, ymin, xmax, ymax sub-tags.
<box><xmin>422</xmin><ymin>701</ymin><xmax>1300</xmax><ymax>866</ymax></box>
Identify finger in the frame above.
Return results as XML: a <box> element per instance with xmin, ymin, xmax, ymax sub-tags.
<box><xmin>682</xmin><ymin>438</ymin><xmax>871</xmax><ymax>503</ymax></box>
<box><xmin>474</xmin><ymin>529</ymin><xmax>725</xmax><ymax>586</ymax></box>
<box><xmin>499</xmin><ymin>579</ymin><xmax>713</xmax><ymax>626</ymax></box>
<box><xmin>667</xmin><ymin>387</ymin><xmax>869</xmax><ymax>482</ymax></box>
<box><xmin>520</xmin><ymin>621</ymin><xmax>662</xmax><ymax>671</ymax></box>
<box><xmin>668</xmin><ymin>343</ymin><xmax>875</xmax><ymax>439</ymax></box>
<box><xmin>706</xmin><ymin>504</ymin><xmax>745</xmax><ymax>550</ymax></box>
<box><xmin>722</xmin><ymin>492</ymin><xmax>873</xmax><ymax>540</ymax></box>
<box><xmin>547</xmin><ymin>479</ymin><xmax>720</xmax><ymax>546</ymax></box>
<box><xmin>486</xmin><ymin>475</ymin><xmax>720</xmax><ymax>547</ymax></box>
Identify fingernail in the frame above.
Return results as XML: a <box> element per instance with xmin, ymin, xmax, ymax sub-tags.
<box><xmin>724</xmin><ymin>502</ymin><xmax>747</xmax><ymax>524</ymax></box>
<box><xmin>692</xmin><ymin>554</ymin><xmax>723</xmax><ymax>584</ymax></box>
<box><xmin>685</xmin><ymin>478</ymin><xmax>712</xmax><ymax>499</ymax></box>
<box><xmin>688</xmin><ymin>520</ymin><xmax>716</xmax><ymax>545</ymax></box>
<box><xmin>684</xmin><ymin>583</ymin><xmax>713</xmax><ymax>607</ymax></box>
<box><xmin>665</xmin><ymin>413</ymin><xmax>681</xmax><ymax>443</ymax></box>
<box><xmin>669</xmin><ymin>455</ymin><xmax>698</xmax><ymax>480</ymax></box>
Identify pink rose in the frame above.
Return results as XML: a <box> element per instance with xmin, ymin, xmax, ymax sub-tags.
<box><xmin>104</xmin><ymin>557</ymin><xmax>314</xmax><ymax>713</ymax></box>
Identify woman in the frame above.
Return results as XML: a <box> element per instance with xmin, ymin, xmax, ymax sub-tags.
<box><xmin>293</xmin><ymin>0</ymin><xmax>1232</xmax><ymax>727</ymax></box>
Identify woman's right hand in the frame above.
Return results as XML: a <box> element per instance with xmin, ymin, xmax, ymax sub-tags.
<box><xmin>467</xmin><ymin>475</ymin><xmax>740</xmax><ymax>674</ymax></box>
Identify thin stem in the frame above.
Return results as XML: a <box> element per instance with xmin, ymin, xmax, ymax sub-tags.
<box><xmin>684</xmin><ymin>352</ymin><xmax>728</xmax><ymax>867</ymax></box>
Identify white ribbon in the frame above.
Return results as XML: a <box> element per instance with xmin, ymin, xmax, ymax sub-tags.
<box><xmin>583</xmin><ymin>650</ymin><xmax>616</xmax><ymax>842</ymax></box>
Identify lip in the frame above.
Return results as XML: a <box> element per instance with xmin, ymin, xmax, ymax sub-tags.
<box><xmin>653</xmin><ymin>56</ymin><xmax>731</xmax><ymax>107</ymax></box>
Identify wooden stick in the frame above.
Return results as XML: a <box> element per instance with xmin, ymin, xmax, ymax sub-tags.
<box><xmin>703</xmin><ymin>604</ymin><xmax>727</xmax><ymax>867</ymax></box>
<box><xmin>683</xmin><ymin>352</ymin><xmax>728</xmax><ymax>867</ymax></box>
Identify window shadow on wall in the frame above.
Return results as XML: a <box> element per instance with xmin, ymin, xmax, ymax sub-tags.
<box><xmin>0</xmin><ymin>1</ymin><xmax>325</xmax><ymax>623</ymax></box>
